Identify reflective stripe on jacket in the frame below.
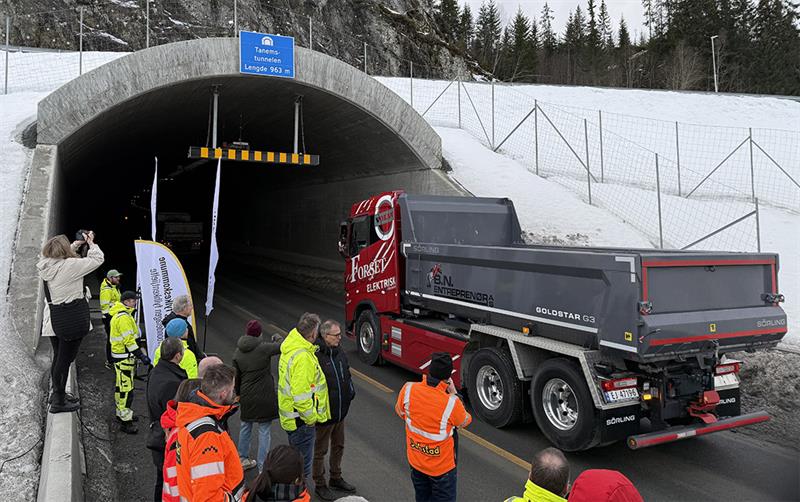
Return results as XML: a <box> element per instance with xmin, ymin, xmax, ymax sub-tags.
<box><xmin>109</xmin><ymin>301</ymin><xmax>139</xmax><ymax>358</ymax></box>
<box><xmin>394</xmin><ymin>375</ymin><xmax>472</xmax><ymax>477</ymax></box>
<box><xmin>154</xmin><ymin>340</ymin><xmax>199</xmax><ymax>378</ymax></box>
<box><xmin>99</xmin><ymin>278</ymin><xmax>120</xmax><ymax>315</ymax></box>
<box><xmin>277</xmin><ymin>328</ymin><xmax>331</xmax><ymax>431</ymax></box>
<box><xmin>162</xmin><ymin>401</ymin><xmax>180</xmax><ymax>502</ymax></box>
<box><xmin>175</xmin><ymin>392</ymin><xmax>244</xmax><ymax>502</ymax></box>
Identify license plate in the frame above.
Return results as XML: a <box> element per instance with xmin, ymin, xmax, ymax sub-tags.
<box><xmin>604</xmin><ymin>388</ymin><xmax>639</xmax><ymax>403</ymax></box>
<box><xmin>714</xmin><ymin>373</ymin><xmax>739</xmax><ymax>389</ymax></box>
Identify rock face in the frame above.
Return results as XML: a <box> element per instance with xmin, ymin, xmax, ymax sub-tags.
<box><xmin>2</xmin><ymin>0</ymin><xmax>468</xmax><ymax>78</ymax></box>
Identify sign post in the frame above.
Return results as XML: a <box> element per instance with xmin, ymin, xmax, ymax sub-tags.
<box><xmin>239</xmin><ymin>31</ymin><xmax>295</xmax><ymax>79</ymax></box>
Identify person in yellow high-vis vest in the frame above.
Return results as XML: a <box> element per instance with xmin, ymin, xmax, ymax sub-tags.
<box><xmin>278</xmin><ymin>312</ymin><xmax>330</xmax><ymax>479</ymax></box>
<box><xmin>109</xmin><ymin>291</ymin><xmax>151</xmax><ymax>434</ymax></box>
<box><xmin>99</xmin><ymin>269</ymin><xmax>121</xmax><ymax>368</ymax></box>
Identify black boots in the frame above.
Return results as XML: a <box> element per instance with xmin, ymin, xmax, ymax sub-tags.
<box><xmin>49</xmin><ymin>392</ymin><xmax>80</xmax><ymax>414</ymax></box>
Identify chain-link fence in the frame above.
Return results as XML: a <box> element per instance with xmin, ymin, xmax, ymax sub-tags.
<box><xmin>2</xmin><ymin>1</ymin><xmax>798</xmax><ymax>253</ymax></box>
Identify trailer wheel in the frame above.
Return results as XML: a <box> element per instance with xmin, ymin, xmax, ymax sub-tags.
<box><xmin>466</xmin><ymin>348</ymin><xmax>523</xmax><ymax>428</ymax></box>
<box><xmin>355</xmin><ymin>310</ymin><xmax>381</xmax><ymax>365</ymax></box>
<box><xmin>531</xmin><ymin>358</ymin><xmax>600</xmax><ymax>451</ymax></box>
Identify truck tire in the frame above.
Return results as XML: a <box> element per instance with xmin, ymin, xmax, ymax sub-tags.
<box><xmin>531</xmin><ymin>358</ymin><xmax>601</xmax><ymax>452</ymax></box>
<box><xmin>355</xmin><ymin>310</ymin><xmax>381</xmax><ymax>365</ymax></box>
<box><xmin>466</xmin><ymin>347</ymin><xmax>523</xmax><ymax>428</ymax></box>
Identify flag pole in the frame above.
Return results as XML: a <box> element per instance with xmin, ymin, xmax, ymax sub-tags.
<box><xmin>204</xmin><ymin>158</ymin><xmax>222</xmax><ymax>354</ymax></box>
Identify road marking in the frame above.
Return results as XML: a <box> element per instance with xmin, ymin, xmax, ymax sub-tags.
<box><xmin>458</xmin><ymin>429</ymin><xmax>531</xmax><ymax>472</ymax></box>
<box><xmin>351</xmin><ymin>368</ymin><xmax>393</xmax><ymax>393</ymax></box>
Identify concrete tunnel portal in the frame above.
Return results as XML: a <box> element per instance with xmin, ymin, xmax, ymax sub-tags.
<box><xmin>30</xmin><ymin>37</ymin><xmax>461</xmax><ymax>290</ymax></box>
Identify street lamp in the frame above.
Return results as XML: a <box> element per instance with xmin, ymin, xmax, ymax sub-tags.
<box><xmin>710</xmin><ymin>35</ymin><xmax>719</xmax><ymax>93</ymax></box>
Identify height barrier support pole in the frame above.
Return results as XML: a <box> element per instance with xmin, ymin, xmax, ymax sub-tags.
<box><xmin>212</xmin><ymin>87</ymin><xmax>219</xmax><ymax>149</ymax></box>
<box><xmin>234</xmin><ymin>0</ymin><xmax>238</xmax><ymax>36</ymax></box>
<box><xmin>293</xmin><ymin>97</ymin><xmax>300</xmax><ymax>154</ymax></box>
<box><xmin>4</xmin><ymin>17</ymin><xmax>10</xmax><ymax>95</ymax></box>
<box><xmin>534</xmin><ymin>100</ymin><xmax>539</xmax><ymax>175</ymax></box>
<box><xmin>79</xmin><ymin>7</ymin><xmax>84</xmax><ymax>76</ymax></box>
<box><xmin>584</xmin><ymin>119</ymin><xmax>592</xmax><ymax>205</ymax></box>
<box><xmin>655</xmin><ymin>153</ymin><xmax>664</xmax><ymax>249</ymax></box>
<box><xmin>598</xmin><ymin>110</ymin><xmax>605</xmax><ymax>183</ymax></box>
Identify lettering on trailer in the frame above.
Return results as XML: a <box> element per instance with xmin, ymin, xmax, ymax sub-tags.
<box><xmin>606</xmin><ymin>414</ymin><xmax>637</xmax><ymax>426</ymax></box>
<box><xmin>426</xmin><ymin>265</ymin><xmax>495</xmax><ymax>307</ymax></box>
<box><xmin>367</xmin><ymin>276</ymin><xmax>397</xmax><ymax>293</ymax></box>
<box><xmin>239</xmin><ymin>31</ymin><xmax>295</xmax><ymax>78</ymax></box>
<box><xmin>756</xmin><ymin>318</ymin><xmax>786</xmax><ymax>328</ymax></box>
<box><xmin>535</xmin><ymin>306</ymin><xmax>597</xmax><ymax>325</ymax></box>
<box><xmin>718</xmin><ymin>397</ymin><xmax>736</xmax><ymax>405</ymax></box>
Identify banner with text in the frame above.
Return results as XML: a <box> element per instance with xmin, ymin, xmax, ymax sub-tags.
<box><xmin>135</xmin><ymin>240</ymin><xmax>196</xmax><ymax>360</ymax></box>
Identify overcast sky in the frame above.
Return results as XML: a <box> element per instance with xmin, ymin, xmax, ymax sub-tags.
<box><xmin>459</xmin><ymin>0</ymin><xmax>647</xmax><ymax>42</ymax></box>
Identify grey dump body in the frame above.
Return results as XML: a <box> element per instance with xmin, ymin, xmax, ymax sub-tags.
<box><xmin>398</xmin><ymin>194</ymin><xmax>787</xmax><ymax>361</ymax></box>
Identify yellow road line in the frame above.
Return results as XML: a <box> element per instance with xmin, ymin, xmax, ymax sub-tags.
<box><xmin>459</xmin><ymin>429</ymin><xmax>531</xmax><ymax>472</ymax></box>
<box><xmin>351</xmin><ymin>368</ymin><xmax>394</xmax><ymax>393</ymax></box>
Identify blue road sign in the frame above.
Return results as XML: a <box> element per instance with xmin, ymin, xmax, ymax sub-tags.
<box><xmin>239</xmin><ymin>31</ymin><xmax>295</xmax><ymax>78</ymax></box>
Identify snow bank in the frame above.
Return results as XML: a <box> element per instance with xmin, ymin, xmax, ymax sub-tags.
<box><xmin>0</xmin><ymin>91</ymin><xmax>50</xmax><ymax>499</ymax></box>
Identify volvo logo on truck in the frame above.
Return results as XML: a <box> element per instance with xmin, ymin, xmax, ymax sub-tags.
<box><xmin>374</xmin><ymin>194</ymin><xmax>395</xmax><ymax>241</ymax></box>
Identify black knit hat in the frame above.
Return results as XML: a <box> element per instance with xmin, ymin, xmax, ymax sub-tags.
<box><xmin>120</xmin><ymin>291</ymin><xmax>138</xmax><ymax>302</ymax></box>
<box><xmin>429</xmin><ymin>352</ymin><xmax>453</xmax><ymax>381</ymax></box>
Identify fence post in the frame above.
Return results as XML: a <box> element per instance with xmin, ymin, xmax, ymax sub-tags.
<box><xmin>534</xmin><ymin>99</ymin><xmax>539</xmax><ymax>175</ymax></box>
<box><xmin>409</xmin><ymin>61</ymin><xmax>413</xmax><ymax>108</ymax></box>
<box><xmin>755</xmin><ymin>197</ymin><xmax>761</xmax><ymax>252</ymax></box>
<box><xmin>584</xmin><ymin>118</ymin><xmax>592</xmax><ymax>205</ymax></box>
<box><xmin>308</xmin><ymin>17</ymin><xmax>312</xmax><ymax>49</ymax></box>
<box><xmin>79</xmin><ymin>7</ymin><xmax>84</xmax><ymax>76</ymax></box>
<box><xmin>457</xmin><ymin>77</ymin><xmax>461</xmax><ymax>128</ymax></box>
<box><xmin>598</xmin><ymin>110</ymin><xmax>605</xmax><ymax>183</ymax></box>
<box><xmin>748</xmin><ymin>127</ymin><xmax>756</xmax><ymax>202</ymax></box>
<box><xmin>145</xmin><ymin>0</ymin><xmax>150</xmax><ymax>48</ymax></box>
<box><xmin>655</xmin><ymin>153</ymin><xmax>664</xmax><ymax>249</ymax></box>
<box><xmin>363</xmin><ymin>42</ymin><xmax>367</xmax><ymax>74</ymax></box>
<box><xmin>234</xmin><ymin>0</ymin><xmax>239</xmax><ymax>36</ymax></box>
<box><xmin>675</xmin><ymin>121</ymin><xmax>682</xmax><ymax>196</ymax></box>
<box><xmin>4</xmin><ymin>17</ymin><xmax>9</xmax><ymax>95</ymax></box>
<box><xmin>491</xmin><ymin>80</ymin><xmax>495</xmax><ymax>149</ymax></box>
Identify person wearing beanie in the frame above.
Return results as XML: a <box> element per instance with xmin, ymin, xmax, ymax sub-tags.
<box><xmin>243</xmin><ymin>445</ymin><xmax>311</xmax><ymax>502</ymax></box>
<box><xmin>233</xmin><ymin>319</ymin><xmax>284</xmax><ymax>471</ymax></box>
<box><xmin>152</xmin><ymin>318</ymin><xmax>198</xmax><ymax>378</ymax></box>
<box><xmin>395</xmin><ymin>352</ymin><xmax>471</xmax><ymax>502</ymax></box>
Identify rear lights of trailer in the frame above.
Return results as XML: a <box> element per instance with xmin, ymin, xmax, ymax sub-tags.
<box><xmin>601</xmin><ymin>377</ymin><xmax>639</xmax><ymax>403</ymax></box>
<box><xmin>715</xmin><ymin>362</ymin><xmax>741</xmax><ymax>375</ymax></box>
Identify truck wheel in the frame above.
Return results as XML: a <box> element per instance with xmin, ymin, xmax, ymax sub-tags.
<box><xmin>466</xmin><ymin>347</ymin><xmax>523</xmax><ymax>428</ymax></box>
<box><xmin>531</xmin><ymin>358</ymin><xmax>600</xmax><ymax>451</ymax></box>
<box><xmin>355</xmin><ymin>310</ymin><xmax>381</xmax><ymax>365</ymax></box>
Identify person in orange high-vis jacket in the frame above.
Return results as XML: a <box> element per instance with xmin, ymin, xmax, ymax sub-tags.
<box><xmin>176</xmin><ymin>365</ymin><xmax>244</xmax><ymax>502</ymax></box>
<box><xmin>163</xmin><ymin>380</ymin><xmax>202</xmax><ymax>502</ymax></box>
<box><xmin>395</xmin><ymin>353</ymin><xmax>472</xmax><ymax>502</ymax></box>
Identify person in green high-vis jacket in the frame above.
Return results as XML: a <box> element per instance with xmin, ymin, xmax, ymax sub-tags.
<box><xmin>152</xmin><ymin>318</ymin><xmax>198</xmax><ymax>378</ymax></box>
<box><xmin>278</xmin><ymin>312</ymin><xmax>331</xmax><ymax>479</ymax></box>
<box><xmin>504</xmin><ymin>448</ymin><xmax>570</xmax><ymax>502</ymax></box>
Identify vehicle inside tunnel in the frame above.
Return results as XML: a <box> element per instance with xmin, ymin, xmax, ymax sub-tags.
<box><xmin>50</xmin><ymin>74</ymin><xmax>457</xmax><ymax>282</ymax></box>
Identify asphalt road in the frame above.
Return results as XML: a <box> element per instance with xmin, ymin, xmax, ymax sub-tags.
<box><xmin>192</xmin><ymin>268</ymin><xmax>799</xmax><ymax>502</ymax></box>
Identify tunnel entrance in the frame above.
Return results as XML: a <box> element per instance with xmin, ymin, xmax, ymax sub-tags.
<box><xmin>32</xmin><ymin>38</ymin><xmax>461</xmax><ymax>288</ymax></box>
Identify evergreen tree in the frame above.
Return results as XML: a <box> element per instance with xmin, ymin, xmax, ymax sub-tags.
<box><xmin>618</xmin><ymin>15</ymin><xmax>632</xmax><ymax>48</ymax></box>
<box><xmin>473</xmin><ymin>1</ymin><xmax>503</xmax><ymax>73</ymax></box>
<box><xmin>587</xmin><ymin>0</ymin><xmax>601</xmax><ymax>51</ymax></box>
<box><xmin>598</xmin><ymin>0</ymin><xmax>614</xmax><ymax>48</ymax></box>
<box><xmin>436</xmin><ymin>0</ymin><xmax>461</xmax><ymax>43</ymax></box>
<box><xmin>457</xmin><ymin>4</ymin><xmax>474</xmax><ymax>51</ymax></box>
<box><xmin>506</xmin><ymin>8</ymin><xmax>538</xmax><ymax>81</ymax></box>
<box><xmin>539</xmin><ymin>2</ymin><xmax>557</xmax><ymax>54</ymax></box>
<box><xmin>751</xmin><ymin>0</ymin><xmax>800</xmax><ymax>94</ymax></box>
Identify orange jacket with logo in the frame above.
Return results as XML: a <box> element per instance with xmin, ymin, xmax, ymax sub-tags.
<box><xmin>176</xmin><ymin>391</ymin><xmax>245</xmax><ymax>502</ymax></box>
<box><xmin>395</xmin><ymin>376</ymin><xmax>472</xmax><ymax>476</ymax></box>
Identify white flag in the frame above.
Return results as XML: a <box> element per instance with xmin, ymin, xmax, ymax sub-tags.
<box><xmin>151</xmin><ymin>158</ymin><xmax>158</xmax><ymax>241</ymax></box>
<box><xmin>205</xmin><ymin>158</ymin><xmax>221</xmax><ymax>317</ymax></box>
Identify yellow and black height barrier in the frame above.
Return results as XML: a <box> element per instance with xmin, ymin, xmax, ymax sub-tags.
<box><xmin>188</xmin><ymin>146</ymin><xmax>320</xmax><ymax>166</ymax></box>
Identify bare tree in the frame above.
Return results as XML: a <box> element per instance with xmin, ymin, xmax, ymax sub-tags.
<box><xmin>665</xmin><ymin>40</ymin><xmax>703</xmax><ymax>90</ymax></box>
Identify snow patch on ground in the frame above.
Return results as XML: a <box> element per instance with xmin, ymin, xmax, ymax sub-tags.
<box><xmin>0</xmin><ymin>91</ymin><xmax>50</xmax><ymax>499</ymax></box>
<box><xmin>438</xmin><ymin>127</ymin><xmax>654</xmax><ymax>249</ymax></box>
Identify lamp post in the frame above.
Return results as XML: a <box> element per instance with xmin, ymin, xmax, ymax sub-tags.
<box><xmin>710</xmin><ymin>35</ymin><xmax>719</xmax><ymax>93</ymax></box>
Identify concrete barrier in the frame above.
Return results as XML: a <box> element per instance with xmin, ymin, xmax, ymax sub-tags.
<box><xmin>36</xmin><ymin>363</ymin><xmax>83</xmax><ymax>502</ymax></box>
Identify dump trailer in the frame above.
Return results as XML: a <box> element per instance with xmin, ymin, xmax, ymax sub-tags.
<box><xmin>339</xmin><ymin>192</ymin><xmax>787</xmax><ymax>451</ymax></box>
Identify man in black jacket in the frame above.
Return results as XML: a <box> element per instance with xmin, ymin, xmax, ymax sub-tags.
<box><xmin>313</xmin><ymin>320</ymin><xmax>357</xmax><ymax>500</ymax></box>
<box><xmin>145</xmin><ymin>337</ymin><xmax>187</xmax><ymax>502</ymax></box>
<box><xmin>162</xmin><ymin>294</ymin><xmax>205</xmax><ymax>361</ymax></box>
